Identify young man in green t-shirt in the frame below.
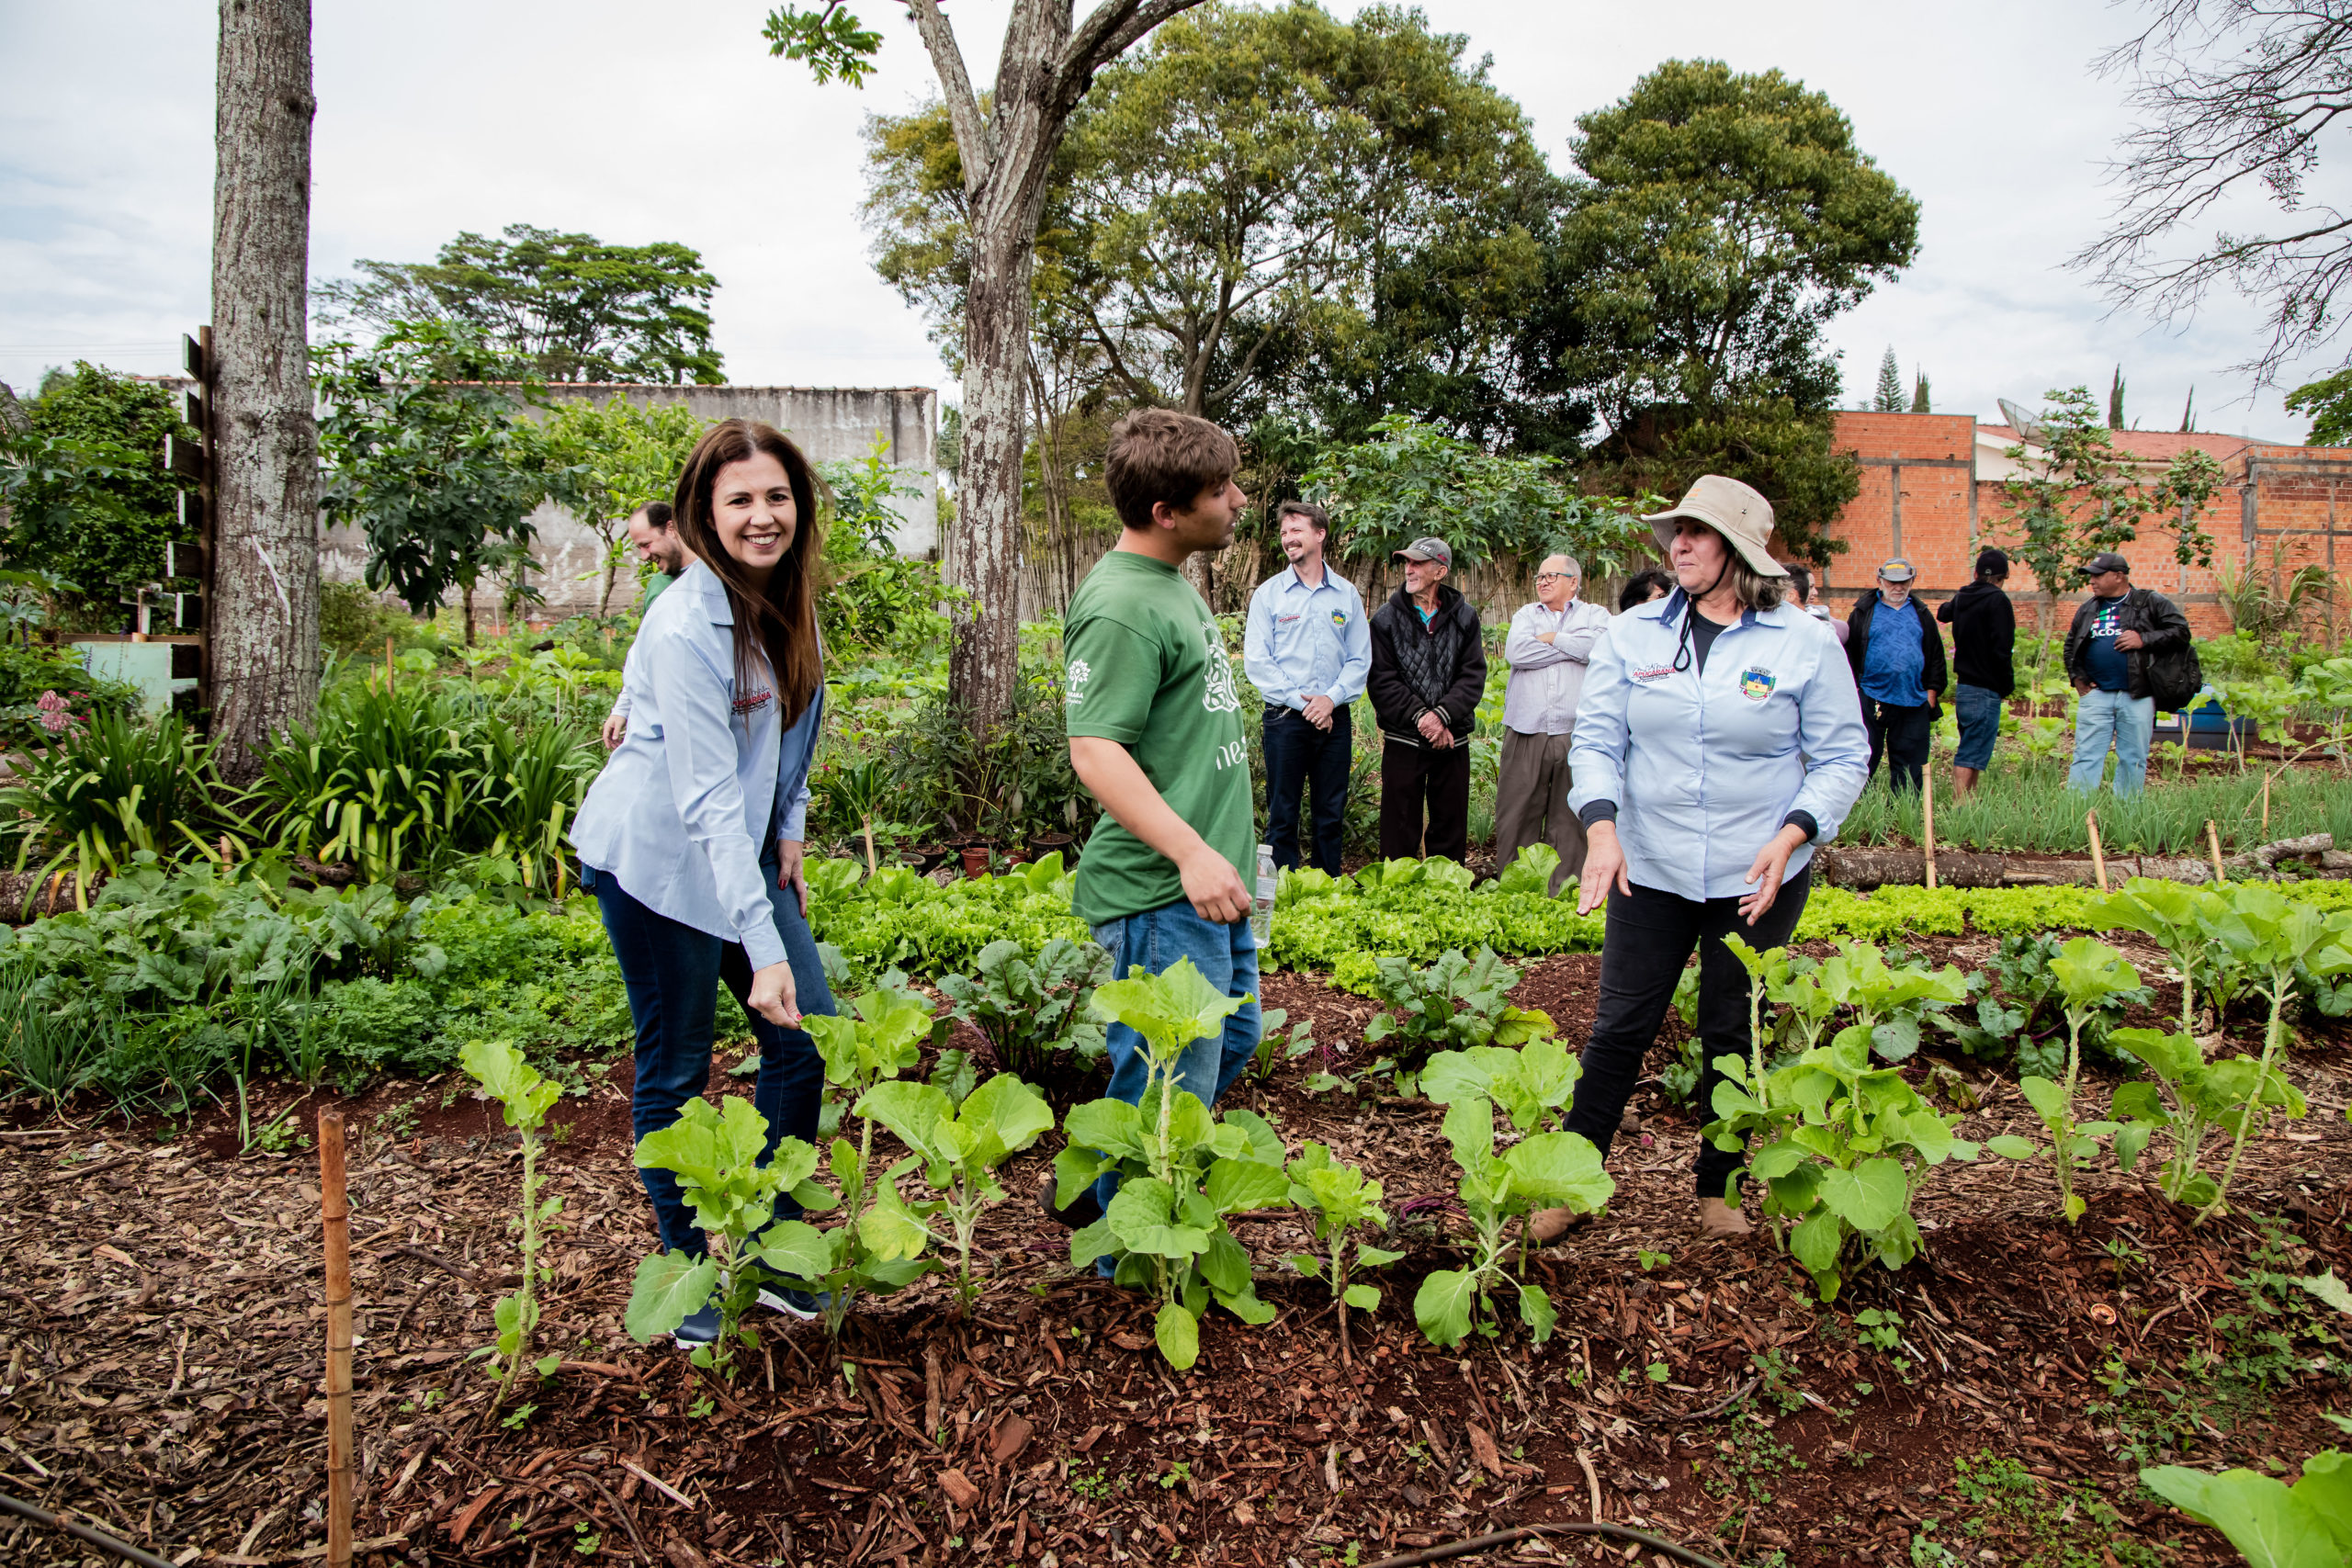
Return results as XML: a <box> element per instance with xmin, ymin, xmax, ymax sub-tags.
<box><xmin>1048</xmin><ymin>408</ymin><xmax>1257</xmax><ymax>1227</ymax></box>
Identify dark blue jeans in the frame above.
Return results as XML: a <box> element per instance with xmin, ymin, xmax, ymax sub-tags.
<box><xmin>583</xmin><ymin>859</ymin><xmax>835</xmax><ymax>1258</ymax></box>
<box><xmin>1262</xmin><ymin>703</ymin><xmax>1352</xmax><ymax>875</ymax></box>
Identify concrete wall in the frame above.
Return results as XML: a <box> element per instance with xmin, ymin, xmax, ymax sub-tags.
<box><xmin>319</xmin><ymin>383</ymin><xmax>939</xmax><ymax>624</ymax></box>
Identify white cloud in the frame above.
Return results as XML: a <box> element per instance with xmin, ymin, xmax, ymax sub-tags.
<box><xmin>0</xmin><ymin>0</ymin><xmax>2332</xmax><ymax>439</ymax></box>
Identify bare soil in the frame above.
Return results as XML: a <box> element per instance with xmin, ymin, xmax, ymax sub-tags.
<box><xmin>6</xmin><ymin>957</ymin><xmax>2351</xmax><ymax>1568</ymax></box>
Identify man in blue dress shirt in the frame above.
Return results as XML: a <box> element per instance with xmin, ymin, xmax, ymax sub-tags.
<box><xmin>1243</xmin><ymin>501</ymin><xmax>1371</xmax><ymax>874</ymax></box>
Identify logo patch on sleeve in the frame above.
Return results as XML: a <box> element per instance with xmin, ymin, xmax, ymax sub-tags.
<box><xmin>1739</xmin><ymin>667</ymin><xmax>1778</xmax><ymax>702</ymax></box>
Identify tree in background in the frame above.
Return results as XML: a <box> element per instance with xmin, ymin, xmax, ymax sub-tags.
<box><xmin>316</xmin><ymin>224</ymin><xmax>724</xmax><ymax>385</ymax></box>
<box><xmin>1911</xmin><ymin>367</ymin><xmax>1931</xmax><ymax>413</ymax></box>
<box><xmin>1994</xmin><ymin>389</ymin><xmax>2211</xmax><ymax>653</ymax></box>
<box><xmin>2285</xmin><ymin>367</ymin><xmax>2352</xmax><ymax>446</ymax></box>
<box><xmin>0</xmin><ymin>365</ymin><xmax>197</xmax><ymax>626</ymax></box>
<box><xmin>2109</xmin><ymin>365</ymin><xmax>2127</xmax><ymax>429</ymax></box>
<box><xmin>1872</xmin><ymin>347</ymin><xmax>1904</xmax><ymax>412</ymax></box>
<box><xmin>763</xmin><ymin>0</ymin><xmax>1219</xmax><ymax>735</ymax></box>
<box><xmin>1534</xmin><ymin>60</ymin><xmax>1919</xmax><ymax>564</ymax></box>
<box><xmin>2077</xmin><ymin>0</ymin><xmax>2352</xmax><ymax>386</ymax></box>
<box><xmin>1299</xmin><ymin>415</ymin><xmax>1655</xmax><ymax>597</ymax></box>
<box><xmin>536</xmin><ymin>396</ymin><xmax>704</xmax><ymax>615</ymax></box>
<box><xmin>313</xmin><ymin>322</ymin><xmax>585</xmax><ymax>645</ymax></box>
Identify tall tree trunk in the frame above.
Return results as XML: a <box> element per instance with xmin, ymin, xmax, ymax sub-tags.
<box><xmin>950</xmin><ymin>230</ymin><xmax>1038</xmax><ymax>728</ymax></box>
<box><xmin>210</xmin><ymin>0</ymin><xmax>319</xmax><ymax>784</ymax></box>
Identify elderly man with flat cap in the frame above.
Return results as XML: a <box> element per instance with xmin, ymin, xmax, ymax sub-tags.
<box><xmin>1367</xmin><ymin>536</ymin><xmax>1487</xmax><ymax>863</ymax></box>
<box><xmin>1844</xmin><ymin>557</ymin><xmax>1947</xmax><ymax>794</ymax></box>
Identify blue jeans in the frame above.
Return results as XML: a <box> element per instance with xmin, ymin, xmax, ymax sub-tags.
<box><xmin>1262</xmin><ymin>704</ymin><xmax>1352</xmax><ymax>875</ymax></box>
<box><xmin>1088</xmin><ymin>897</ymin><xmax>1261</xmax><ymax>1223</ymax></box>
<box><xmin>584</xmin><ymin>858</ymin><xmax>835</xmax><ymax>1258</ymax></box>
<box><xmin>1952</xmin><ymin>683</ymin><xmax>2002</xmax><ymax>770</ymax></box>
<box><xmin>2069</xmin><ymin>687</ymin><xmax>2154</xmax><ymax>796</ymax></box>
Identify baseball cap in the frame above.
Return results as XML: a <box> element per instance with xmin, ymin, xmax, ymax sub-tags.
<box><xmin>1640</xmin><ymin>476</ymin><xmax>1786</xmax><ymax>578</ymax></box>
<box><xmin>1395</xmin><ymin>537</ymin><xmax>1453</xmax><ymax>567</ymax></box>
<box><xmin>2078</xmin><ymin>551</ymin><xmax>2131</xmax><ymax>577</ymax></box>
<box><xmin>1877</xmin><ymin>558</ymin><xmax>1917</xmax><ymax>583</ymax></box>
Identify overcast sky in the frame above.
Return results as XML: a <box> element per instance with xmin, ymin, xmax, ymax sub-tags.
<box><xmin>0</xmin><ymin>0</ymin><xmax>2332</xmax><ymax>442</ymax></box>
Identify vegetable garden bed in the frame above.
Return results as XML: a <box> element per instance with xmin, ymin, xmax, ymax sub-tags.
<box><xmin>7</xmin><ymin>897</ymin><xmax>2352</xmax><ymax>1568</ymax></box>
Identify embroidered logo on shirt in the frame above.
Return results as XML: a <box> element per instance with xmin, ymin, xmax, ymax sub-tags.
<box><xmin>1329</xmin><ymin>609</ymin><xmax>1348</xmax><ymax>627</ymax></box>
<box><xmin>1630</xmin><ymin>663</ymin><xmax>1675</xmax><ymax>682</ymax></box>
<box><xmin>1739</xmin><ymin>667</ymin><xmax>1778</xmax><ymax>702</ymax></box>
<box><xmin>731</xmin><ymin>687</ymin><xmax>773</xmax><ymax>716</ymax></box>
<box><xmin>1065</xmin><ymin>659</ymin><xmax>1091</xmax><ymax>708</ymax></box>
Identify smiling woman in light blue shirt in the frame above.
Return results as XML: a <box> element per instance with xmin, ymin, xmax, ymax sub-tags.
<box><xmin>569</xmin><ymin>418</ymin><xmax>836</xmax><ymax>1346</ymax></box>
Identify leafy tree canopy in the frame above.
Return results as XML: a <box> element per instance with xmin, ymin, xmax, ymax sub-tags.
<box><xmin>313</xmin><ymin>321</ymin><xmax>587</xmax><ymax>638</ymax></box>
<box><xmin>1526</xmin><ymin>59</ymin><xmax>1920</xmax><ymax>561</ymax></box>
<box><xmin>0</xmin><ymin>363</ymin><xmax>197</xmax><ymax>626</ymax></box>
<box><xmin>535</xmin><ymin>395</ymin><xmax>706</xmax><ymax>615</ymax></box>
<box><xmin>315</xmin><ymin>224</ymin><xmax>724</xmax><ymax>385</ymax></box>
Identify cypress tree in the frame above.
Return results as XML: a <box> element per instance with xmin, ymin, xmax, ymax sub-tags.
<box><xmin>1911</xmin><ymin>367</ymin><xmax>1931</xmax><ymax>413</ymax></box>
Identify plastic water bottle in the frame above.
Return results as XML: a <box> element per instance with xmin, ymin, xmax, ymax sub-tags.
<box><xmin>1250</xmin><ymin>843</ymin><xmax>1277</xmax><ymax>947</ymax></box>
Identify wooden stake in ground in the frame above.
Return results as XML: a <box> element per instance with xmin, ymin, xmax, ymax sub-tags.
<box><xmin>2262</xmin><ymin>768</ymin><xmax>2273</xmax><ymax>837</ymax></box>
<box><xmin>385</xmin><ymin>634</ymin><xmax>395</xmax><ymax>690</ymax></box>
<box><xmin>2208</xmin><ymin>819</ymin><xmax>2227</xmax><ymax>885</ymax></box>
<box><xmin>2086</xmin><ymin>809</ymin><xmax>2109</xmax><ymax>894</ymax></box>
<box><xmin>320</xmin><ymin>1110</ymin><xmax>354</xmax><ymax>1568</ymax></box>
<box><xmin>1922</xmin><ymin>773</ymin><xmax>1939</xmax><ymax>891</ymax></box>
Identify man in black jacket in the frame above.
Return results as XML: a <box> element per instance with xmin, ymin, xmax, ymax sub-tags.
<box><xmin>1845</xmin><ymin>558</ymin><xmax>1947</xmax><ymax>794</ymax></box>
<box><xmin>1368</xmin><ymin>536</ymin><xmax>1487</xmax><ymax>862</ymax></box>
<box><xmin>1937</xmin><ymin>547</ymin><xmax>2016</xmax><ymax>799</ymax></box>
<box><xmin>2063</xmin><ymin>551</ymin><xmax>2192</xmax><ymax>797</ymax></box>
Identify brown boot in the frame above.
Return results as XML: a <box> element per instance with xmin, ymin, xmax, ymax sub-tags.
<box><xmin>1527</xmin><ymin>1207</ymin><xmax>1599</xmax><ymax>1245</ymax></box>
<box><xmin>1697</xmin><ymin>1196</ymin><xmax>1751</xmax><ymax>1239</ymax></box>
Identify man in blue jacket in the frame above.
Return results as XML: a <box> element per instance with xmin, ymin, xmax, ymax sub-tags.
<box><xmin>1844</xmin><ymin>558</ymin><xmax>1946</xmax><ymax>794</ymax></box>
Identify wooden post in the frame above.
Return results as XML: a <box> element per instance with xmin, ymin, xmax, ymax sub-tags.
<box><xmin>384</xmin><ymin>634</ymin><xmax>395</xmax><ymax>691</ymax></box>
<box><xmin>320</xmin><ymin>1110</ymin><xmax>354</xmax><ymax>1568</ymax></box>
<box><xmin>2086</xmin><ymin>809</ymin><xmax>2109</xmax><ymax>894</ymax></box>
<box><xmin>1921</xmin><ymin>773</ymin><xmax>1939</xmax><ymax>891</ymax></box>
<box><xmin>2208</xmin><ymin>819</ymin><xmax>2228</xmax><ymax>885</ymax></box>
<box><xmin>2261</xmin><ymin>768</ymin><xmax>2272</xmax><ymax>837</ymax></box>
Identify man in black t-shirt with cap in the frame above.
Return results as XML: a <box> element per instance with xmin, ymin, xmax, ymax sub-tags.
<box><xmin>2063</xmin><ymin>551</ymin><xmax>2190</xmax><ymax>797</ymax></box>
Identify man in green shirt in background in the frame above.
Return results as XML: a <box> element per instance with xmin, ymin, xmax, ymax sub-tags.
<box><xmin>601</xmin><ymin>502</ymin><xmax>690</xmax><ymax>749</ymax></box>
<box><xmin>1046</xmin><ymin>408</ymin><xmax>1257</xmax><ymax>1230</ymax></box>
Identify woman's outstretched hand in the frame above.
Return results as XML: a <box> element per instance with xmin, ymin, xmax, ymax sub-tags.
<box><xmin>1738</xmin><ymin>825</ymin><xmax>1811</xmax><ymax>926</ymax></box>
<box><xmin>1576</xmin><ymin>821</ymin><xmax>1632</xmax><ymax>917</ymax></box>
<box><xmin>747</xmin><ymin>961</ymin><xmax>801</xmax><ymax>1028</ymax></box>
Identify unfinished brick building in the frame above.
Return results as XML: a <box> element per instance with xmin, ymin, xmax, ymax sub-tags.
<box><xmin>1806</xmin><ymin>411</ymin><xmax>2352</xmax><ymax>639</ymax></box>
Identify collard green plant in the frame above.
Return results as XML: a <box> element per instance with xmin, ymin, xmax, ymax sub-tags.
<box><xmin>2195</xmin><ymin>888</ymin><xmax>2351</xmax><ymax>1223</ymax></box>
<box><xmin>1810</xmin><ymin>941</ymin><xmax>1970</xmax><ymax>1064</ymax></box>
<box><xmin>2108</xmin><ymin>1027</ymin><xmax>2305</xmax><ymax>1211</ymax></box>
<box><xmin>1419</xmin><ymin>1035</ymin><xmax>1581</xmax><ymax>1134</ymax></box>
<box><xmin>1283</xmin><ymin>1144</ymin><xmax>1401</xmax><ymax>1358</ymax></box>
<box><xmin>853</xmin><ymin>1071</ymin><xmax>1054</xmax><ymax>1312</ymax></box>
<box><xmin>1055</xmin><ymin>958</ymin><xmax>1287</xmax><ymax>1370</ymax></box>
<box><xmin>1415</xmin><ymin>1090</ymin><xmax>1611</xmax><ymax>1348</ymax></box>
<box><xmin>2141</xmin><ymin>1449</ymin><xmax>2352</xmax><ymax>1568</ymax></box>
<box><xmin>936</xmin><ymin>936</ymin><xmax>1111</xmax><ymax>1082</ymax></box>
<box><xmin>1363</xmin><ymin>946</ymin><xmax>1555</xmax><ymax>1086</ymax></box>
<box><xmin>2088</xmin><ymin>879</ymin><xmax>2235</xmax><ymax>1036</ymax></box>
<box><xmin>624</xmin><ymin>1096</ymin><xmax>837</xmax><ymax>1377</ymax></box>
<box><xmin>459</xmin><ymin>1037</ymin><xmax>564</xmax><ymax>1406</ymax></box>
<box><xmin>2007</xmin><ymin>937</ymin><xmax>2143</xmax><ymax>1224</ymax></box>
<box><xmin>795</xmin><ymin>988</ymin><xmax>944</xmax><ymax>1337</ymax></box>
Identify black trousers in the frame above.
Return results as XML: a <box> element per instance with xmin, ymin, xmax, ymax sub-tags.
<box><xmin>1378</xmin><ymin>738</ymin><xmax>1470</xmax><ymax>863</ymax></box>
<box><xmin>1560</xmin><ymin>863</ymin><xmax>1814</xmax><ymax>1200</ymax></box>
<box><xmin>1862</xmin><ymin>697</ymin><xmax>1933</xmax><ymax>794</ymax></box>
<box><xmin>1262</xmin><ymin>704</ymin><xmax>1352</xmax><ymax>875</ymax></box>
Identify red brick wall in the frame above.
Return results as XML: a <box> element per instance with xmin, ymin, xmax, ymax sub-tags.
<box><xmin>1811</xmin><ymin>413</ymin><xmax>2352</xmax><ymax>641</ymax></box>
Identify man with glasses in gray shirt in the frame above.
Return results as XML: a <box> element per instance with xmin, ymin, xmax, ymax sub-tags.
<box><xmin>1495</xmin><ymin>553</ymin><xmax>1610</xmax><ymax>894</ymax></box>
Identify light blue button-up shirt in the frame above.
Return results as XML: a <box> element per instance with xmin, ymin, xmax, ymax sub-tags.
<box><xmin>1242</xmin><ymin>562</ymin><xmax>1371</xmax><ymax>711</ymax></box>
<box><xmin>570</xmin><ymin>559</ymin><xmax>820</xmax><ymax>973</ymax></box>
<box><xmin>1568</xmin><ymin>591</ymin><xmax>1868</xmax><ymax>901</ymax></box>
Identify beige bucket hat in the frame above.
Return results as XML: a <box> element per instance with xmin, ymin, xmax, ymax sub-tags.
<box><xmin>1641</xmin><ymin>475</ymin><xmax>1786</xmax><ymax>579</ymax></box>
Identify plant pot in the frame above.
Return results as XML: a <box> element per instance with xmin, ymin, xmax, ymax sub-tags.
<box><xmin>902</xmin><ymin>843</ymin><xmax>947</xmax><ymax>874</ymax></box>
<box><xmin>1028</xmin><ymin>832</ymin><xmax>1075</xmax><ymax>864</ymax></box>
<box><xmin>959</xmin><ymin>846</ymin><xmax>993</xmax><ymax>879</ymax></box>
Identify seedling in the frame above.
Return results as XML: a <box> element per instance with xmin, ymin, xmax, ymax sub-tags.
<box><xmin>1284</xmin><ymin>1142</ymin><xmax>1403</xmax><ymax>1359</ymax></box>
<box><xmin>1057</xmin><ymin>958</ymin><xmax>1287</xmax><ymax>1369</ymax></box>
<box><xmin>1362</xmin><ymin>946</ymin><xmax>1555</xmax><ymax>1086</ymax></box>
<box><xmin>854</xmin><ymin>1071</ymin><xmax>1054</xmax><ymax>1311</ymax></box>
<box><xmin>2108</xmin><ymin>1027</ymin><xmax>2303</xmax><ymax>1211</ymax></box>
<box><xmin>1854</xmin><ymin>1308</ymin><xmax>1902</xmax><ymax>1353</ymax></box>
<box><xmin>2007</xmin><ymin>937</ymin><xmax>2142</xmax><ymax>1224</ymax></box>
<box><xmin>936</xmin><ymin>936</ymin><xmax>1111</xmax><ymax>1081</ymax></box>
<box><xmin>1415</xmin><ymin>1061</ymin><xmax>1612</xmax><ymax>1348</ymax></box>
<box><xmin>1250</xmin><ymin>1006</ymin><xmax>1317</xmax><ymax>1080</ymax></box>
<box><xmin>624</xmin><ymin>1096</ymin><xmax>837</xmax><ymax>1378</ymax></box>
<box><xmin>458</xmin><ymin>1037</ymin><xmax>562</xmax><ymax>1409</ymax></box>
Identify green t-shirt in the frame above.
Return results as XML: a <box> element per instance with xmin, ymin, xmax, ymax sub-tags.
<box><xmin>640</xmin><ymin>570</ymin><xmax>678</xmax><ymax>612</ymax></box>
<box><xmin>1063</xmin><ymin>550</ymin><xmax>1253</xmax><ymax>926</ymax></box>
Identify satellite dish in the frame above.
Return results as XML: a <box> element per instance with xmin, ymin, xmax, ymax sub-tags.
<box><xmin>1997</xmin><ymin>398</ymin><xmax>2044</xmax><ymax>444</ymax></box>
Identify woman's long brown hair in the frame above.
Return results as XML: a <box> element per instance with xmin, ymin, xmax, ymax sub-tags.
<box><xmin>672</xmin><ymin>419</ymin><xmax>826</xmax><ymax>726</ymax></box>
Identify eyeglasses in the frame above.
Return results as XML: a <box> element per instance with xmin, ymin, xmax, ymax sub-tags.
<box><xmin>1535</xmin><ymin>571</ymin><xmax>1577</xmax><ymax>582</ymax></box>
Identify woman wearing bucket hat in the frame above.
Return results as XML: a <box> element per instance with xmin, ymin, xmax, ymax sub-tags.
<box><xmin>1539</xmin><ymin>475</ymin><xmax>1870</xmax><ymax>1241</ymax></box>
